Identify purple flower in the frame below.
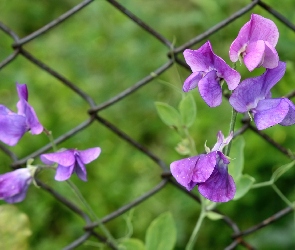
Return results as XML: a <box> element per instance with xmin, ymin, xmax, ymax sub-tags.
<box><xmin>16</xmin><ymin>83</ymin><xmax>43</xmax><ymax>135</ymax></box>
<box><xmin>229</xmin><ymin>61</ymin><xmax>295</xmax><ymax>130</ymax></box>
<box><xmin>40</xmin><ymin>147</ymin><xmax>101</xmax><ymax>181</ymax></box>
<box><xmin>229</xmin><ymin>14</ymin><xmax>279</xmax><ymax>71</ymax></box>
<box><xmin>183</xmin><ymin>41</ymin><xmax>240</xmax><ymax>107</ymax></box>
<box><xmin>0</xmin><ymin>83</ymin><xmax>43</xmax><ymax>146</ymax></box>
<box><xmin>170</xmin><ymin>131</ymin><xmax>236</xmax><ymax>202</ymax></box>
<box><xmin>0</xmin><ymin>168</ymin><xmax>33</xmax><ymax>203</ymax></box>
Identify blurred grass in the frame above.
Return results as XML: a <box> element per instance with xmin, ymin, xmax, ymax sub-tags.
<box><xmin>0</xmin><ymin>0</ymin><xmax>295</xmax><ymax>249</ymax></box>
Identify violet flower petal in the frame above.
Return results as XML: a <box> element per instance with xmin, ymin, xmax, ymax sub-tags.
<box><xmin>0</xmin><ymin>105</ymin><xmax>12</xmax><ymax>115</ymax></box>
<box><xmin>16</xmin><ymin>83</ymin><xmax>28</xmax><ymax>101</ymax></box>
<box><xmin>4</xmin><ymin>186</ymin><xmax>29</xmax><ymax>203</ymax></box>
<box><xmin>243</xmin><ymin>40</ymin><xmax>265</xmax><ymax>71</ymax></box>
<box><xmin>254</xmin><ymin>98</ymin><xmax>290</xmax><ymax>130</ymax></box>
<box><xmin>16</xmin><ymin>83</ymin><xmax>43</xmax><ymax>135</ymax></box>
<box><xmin>75</xmin><ymin>156</ymin><xmax>87</xmax><ymax>181</ymax></box>
<box><xmin>247</xmin><ymin>14</ymin><xmax>279</xmax><ymax>46</ymax></box>
<box><xmin>229</xmin><ymin>19</ymin><xmax>251</xmax><ymax>62</ymax></box>
<box><xmin>0</xmin><ymin>169</ymin><xmax>32</xmax><ymax>203</ymax></box>
<box><xmin>198</xmin><ymin>153</ymin><xmax>235</xmax><ymax>202</ymax></box>
<box><xmin>262</xmin><ymin>42</ymin><xmax>279</xmax><ymax>69</ymax></box>
<box><xmin>78</xmin><ymin>147</ymin><xmax>101</xmax><ymax>164</ymax></box>
<box><xmin>191</xmin><ymin>152</ymin><xmax>217</xmax><ymax>183</ymax></box>
<box><xmin>183</xmin><ymin>44</ymin><xmax>213</xmax><ymax>72</ymax></box>
<box><xmin>211</xmin><ymin>131</ymin><xmax>233</xmax><ymax>152</ymax></box>
<box><xmin>18</xmin><ymin>101</ymin><xmax>43</xmax><ymax>134</ymax></box>
<box><xmin>229</xmin><ymin>14</ymin><xmax>279</xmax><ymax>65</ymax></box>
<box><xmin>55</xmin><ymin>164</ymin><xmax>75</xmax><ymax>181</ymax></box>
<box><xmin>40</xmin><ymin>150</ymin><xmax>76</xmax><ymax>166</ymax></box>
<box><xmin>229</xmin><ymin>62</ymin><xmax>286</xmax><ymax>113</ymax></box>
<box><xmin>183</xmin><ymin>72</ymin><xmax>203</xmax><ymax>92</ymax></box>
<box><xmin>213</xmin><ymin>55</ymin><xmax>240</xmax><ymax>90</ymax></box>
<box><xmin>279</xmin><ymin>99</ymin><xmax>295</xmax><ymax>126</ymax></box>
<box><xmin>170</xmin><ymin>155</ymin><xmax>200</xmax><ymax>191</ymax></box>
<box><xmin>198</xmin><ymin>70</ymin><xmax>222</xmax><ymax>107</ymax></box>
<box><xmin>0</xmin><ymin>113</ymin><xmax>27</xmax><ymax>146</ymax></box>
<box><xmin>198</xmin><ymin>167</ymin><xmax>235</xmax><ymax>202</ymax></box>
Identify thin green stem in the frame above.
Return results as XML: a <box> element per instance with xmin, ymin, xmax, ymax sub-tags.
<box><xmin>224</xmin><ymin>108</ymin><xmax>237</xmax><ymax>156</ymax></box>
<box><xmin>251</xmin><ymin>180</ymin><xmax>273</xmax><ymax>189</ymax></box>
<box><xmin>66</xmin><ymin>180</ymin><xmax>118</xmax><ymax>247</ymax></box>
<box><xmin>272</xmin><ymin>184</ymin><xmax>293</xmax><ymax>207</ymax></box>
<box><xmin>185</xmin><ymin>196</ymin><xmax>206</xmax><ymax>250</ymax></box>
<box><xmin>43</xmin><ymin>130</ymin><xmax>117</xmax><ymax>246</ymax></box>
<box><xmin>44</xmin><ymin>129</ymin><xmax>57</xmax><ymax>152</ymax></box>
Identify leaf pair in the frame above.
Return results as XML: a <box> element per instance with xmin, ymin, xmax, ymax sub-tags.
<box><xmin>155</xmin><ymin>93</ymin><xmax>196</xmax><ymax>130</ymax></box>
<box><xmin>119</xmin><ymin>212</ymin><xmax>176</xmax><ymax>250</ymax></box>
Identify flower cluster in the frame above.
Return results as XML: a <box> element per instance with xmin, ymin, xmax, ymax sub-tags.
<box><xmin>0</xmin><ymin>84</ymin><xmax>101</xmax><ymax>203</ymax></box>
<box><xmin>171</xmin><ymin>131</ymin><xmax>235</xmax><ymax>202</ymax></box>
<box><xmin>0</xmin><ymin>83</ymin><xmax>43</xmax><ymax>146</ymax></box>
<box><xmin>171</xmin><ymin>14</ymin><xmax>295</xmax><ymax>202</ymax></box>
<box><xmin>40</xmin><ymin>148</ymin><xmax>101</xmax><ymax>182</ymax></box>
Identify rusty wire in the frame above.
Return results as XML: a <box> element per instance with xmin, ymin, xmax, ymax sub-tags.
<box><xmin>0</xmin><ymin>0</ymin><xmax>295</xmax><ymax>249</ymax></box>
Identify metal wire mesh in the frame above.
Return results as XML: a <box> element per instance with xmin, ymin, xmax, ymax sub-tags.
<box><xmin>0</xmin><ymin>0</ymin><xmax>295</xmax><ymax>249</ymax></box>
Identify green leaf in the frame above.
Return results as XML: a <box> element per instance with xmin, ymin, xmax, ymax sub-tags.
<box><xmin>119</xmin><ymin>238</ymin><xmax>146</xmax><ymax>250</ymax></box>
<box><xmin>155</xmin><ymin>102</ymin><xmax>182</xmax><ymax>128</ymax></box>
<box><xmin>233</xmin><ymin>174</ymin><xmax>255</xmax><ymax>200</ymax></box>
<box><xmin>206</xmin><ymin>211</ymin><xmax>223</xmax><ymax>221</ymax></box>
<box><xmin>0</xmin><ymin>205</ymin><xmax>31</xmax><ymax>250</ymax></box>
<box><xmin>145</xmin><ymin>212</ymin><xmax>176</xmax><ymax>250</ymax></box>
<box><xmin>271</xmin><ymin>161</ymin><xmax>295</xmax><ymax>182</ymax></box>
<box><xmin>178</xmin><ymin>94</ymin><xmax>196</xmax><ymax>128</ymax></box>
<box><xmin>228</xmin><ymin>136</ymin><xmax>245</xmax><ymax>180</ymax></box>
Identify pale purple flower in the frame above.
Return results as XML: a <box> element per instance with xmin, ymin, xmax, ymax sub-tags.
<box><xmin>170</xmin><ymin>131</ymin><xmax>235</xmax><ymax>202</ymax></box>
<box><xmin>183</xmin><ymin>41</ymin><xmax>241</xmax><ymax>107</ymax></box>
<box><xmin>40</xmin><ymin>147</ymin><xmax>101</xmax><ymax>181</ymax></box>
<box><xmin>229</xmin><ymin>14</ymin><xmax>279</xmax><ymax>71</ymax></box>
<box><xmin>0</xmin><ymin>83</ymin><xmax>43</xmax><ymax>146</ymax></box>
<box><xmin>16</xmin><ymin>83</ymin><xmax>43</xmax><ymax>135</ymax></box>
<box><xmin>229</xmin><ymin>61</ymin><xmax>295</xmax><ymax>130</ymax></box>
<box><xmin>0</xmin><ymin>168</ymin><xmax>33</xmax><ymax>203</ymax></box>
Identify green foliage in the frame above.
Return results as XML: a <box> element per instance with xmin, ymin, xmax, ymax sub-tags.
<box><xmin>155</xmin><ymin>102</ymin><xmax>182</xmax><ymax>128</ymax></box>
<box><xmin>271</xmin><ymin>161</ymin><xmax>295</xmax><ymax>183</ymax></box>
<box><xmin>206</xmin><ymin>211</ymin><xmax>223</xmax><ymax>221</ymax></box>
<box><xmin>228</xmin><ymin>136</ymin><xmax>256</xmax><ymax>200</ymax></box>
<box><xmin>178</xmin><ymin>94</ymin><xmax>197</xmax><ymax>128</ymax></box>
<box><xmin>234</xmin><ymin>174</ymin><xmax>255</xmax><ymax>200</ymax></box>
<box><xmin>145</xmin><ymin>212</ymin><xmax>176</xmax><ymax>250</ymax></box>
<box><xmin>1</xmin><ymin>0</ymin><xmax>295</xmax><ymax>249</ymax></box>
<box><xmin>228</xmin><ymin>136</ymin><xmax>245</xmax><ymax>180</ymax></box>
<box><xmin>0</xmin><ymin>205</ymin><xmax>31</xmax><ymax>250</ymax></box>
<box><xmin>119</xmin><ymin>238</ymin><xmax>146</xmax><ymax>250</ymax></box>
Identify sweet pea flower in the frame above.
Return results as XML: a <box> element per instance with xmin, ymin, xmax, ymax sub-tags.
<box><xmin>229</xmin><ymin>14</ymin><xmax>279</xmax><ymax>71</ymax></box>
<box><xmin>170</xmin><ymin>131</ymin><xmax>236</xmax><ymax>202</ymax></box>
<box><xmin>0</xmin><ymin>83</ymin><xmax>43</xmax><ymax>146</ymax></box>
<box><xmin>183</xmin><ymin>41</ymin><xmax>240</xmax><ymax>107</ymax></box>
<box><xmin>40</xmin><ymin>147</ymin><xmax>101</xmax><ymax>181</ymax></box>
<box><xmin>0</xmin><ymin>168</ymin><xmax>33</xmax><ymax>203</ymax></box>
<box><xmin>229</xmin><ymin>61</ymin><xmax>295</xmax><ymax>130</ymax></box>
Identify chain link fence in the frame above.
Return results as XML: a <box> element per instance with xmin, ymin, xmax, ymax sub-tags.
<box><xmin>1</xmin><ymin>0</ymin><xmax>295</xmax><ymax>249</ymax></box>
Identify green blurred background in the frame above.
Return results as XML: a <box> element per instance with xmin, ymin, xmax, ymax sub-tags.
<box><xmin>0</xmin><ymin>0</ymin><xmax>295</xmax><ymax>249</ymax></box>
